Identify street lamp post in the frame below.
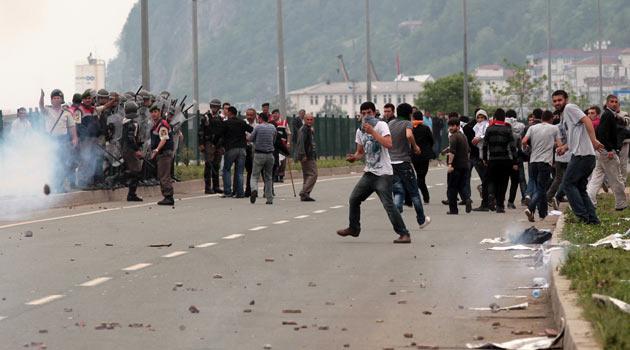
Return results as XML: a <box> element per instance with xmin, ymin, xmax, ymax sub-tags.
<box><xmin>547</xmin><ymin>0</ymin><xmax>552</xmax><ymax>109</ymax></box>
<box><xmin>597</xmin><ymin>0</ymin><xmax>603</xmax><ymax>104</ymax></box>
<box><xmin>191</xmin><ymin>0</ymin><xmax>199</xmax><ymax>159</ymax></box>
<box><xmin>365</xmin><ymin>0</ymin><xmax>372</xmax><ymax>102</ymax></box>
<box><xmin>462</xmin><ymin>0</ymin><xmax>469</xmax><ymax>117</ymax></box>
<box><xmin>141</xmin><ymin>0</ymin><xmax>150</xmax><ymax>90</ymax></box>
<box><xmin>276</xmin><ymin>0</ymin><xmax>287</xmax><ymax>117</ymax></box>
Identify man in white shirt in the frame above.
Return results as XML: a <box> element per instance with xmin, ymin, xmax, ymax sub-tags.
<box><xmin>337</xmin><ymin>102</ymin><xmax>412</xmax><ymax>244</ymax></box>
<box><xmin>553</xmin><ymin>90</ymin><xmax>603</xmax><ymax>224</ymax></box>
<box><xmin>10</xmin><ymin>107</ymin><xmax>32</xmax><ymax>138</ymax></box>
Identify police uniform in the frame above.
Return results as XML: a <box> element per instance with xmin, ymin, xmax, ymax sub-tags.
<box><xmin>199</xmin><ymin>99</ymin><xmax>224</xmax><ymax>193</ymax></box>
<box><xmin>151</xmin><ymin>110</ymin><xmax>175</xmax><ymax>205</ymax></box>
<box><xmin>121</xmin><ymin>102</ymin><xmax>144</xmax><ymax>201</ymax></box>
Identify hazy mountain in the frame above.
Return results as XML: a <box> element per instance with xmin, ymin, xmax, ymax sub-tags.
<box><xmin>106</xmin><ymin>0</ymin><xmax>630</xmax><ymax>106</ymax></box>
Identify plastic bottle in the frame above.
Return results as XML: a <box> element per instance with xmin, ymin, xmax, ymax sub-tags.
<box><xmin>532</xmin><ymin>289</ymin><xmax>541</xmax><ymax>299</ymax></box>
<box><xmin>532</xmin><ymin>277</ymin><xmax>547</xmax><ymax>287</ymax></box>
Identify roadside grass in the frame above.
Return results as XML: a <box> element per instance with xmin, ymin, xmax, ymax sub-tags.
<box><xmin>560</xmin><ymin>194</ymin><xmax>630</xmax><ymax>350</ymax></box>
<box><xmin>175</xmin><ymin>157</ymin><xmax>359</xmax><ymax>181</ymax></box>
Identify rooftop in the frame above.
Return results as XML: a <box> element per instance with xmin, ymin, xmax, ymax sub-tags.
<box><xmin>289</xmin><ymin>81</ymin><xmax>424</xmax><ymax>95</ymax></box>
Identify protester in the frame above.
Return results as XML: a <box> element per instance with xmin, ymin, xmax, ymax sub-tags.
<box><xmin>248</xmin><ymin>112</ymin><xmax>276</xmax><ymax>204</ymax></box>
<box><xmin>482</xmin><ymin>108</ymin><xmax>518</xmax><ymax>213</ymax></box>
<box><xmin>149</xmin><ymin>103</ymin><xmax>175</xmax><ymax>206</ymax></box>
<box><xmin>411</xmin><ymin>110</ymin><xmax>434</xmax><ymax>204</ymax></box>
<box><xmin>220</xmin><ymin>106</ymin><xmax>253</xmax><ymax>198</ymax></box>
<box><xmin>337</xmin><ymin>102</ymin><xmax>413</xmax><ymax>244</ymax></box>
<box><xmin>10</xmin><ymin>107</ymin><xmax>32</xmax><ymax>138</ymax></box>
<box><xmin>389</xmin><ymin>103</ymin><xmax>430</xmax><ymax>229</ymax></box>
<box><xmin>547</xmin><ymin>110</ymin><xmax>570</xmax><ymax>209</ymax></box>
<box><xmin>522</xmin><ymin>110</ymin><xmax>559</xmax><ymax>222</ymax></box>
<box><xmin>506</xmin><ymin>109</ymin><xmax>527</xmax><ymax>209</ymax></box>
<box><xmin>244</xmin><ymin>108</ymin><xmax>258</xmax><ymax>197</ymax></box>
<box><xmin>586</xmin><ymin>95</ymin><xmax>627</xmax><ymax>210</ymax></box>
<box><xmin>296</xmin><ymin>113</ymin><xmax>318</xmax><ymax>201</ymax></box>
<box><xmin>446</xmin><ymin>117</ymin><xmax>471</xmax><ymax>214</ymax></box>
<box><xmin>472</xmin><ymin>109</ymin><xmax>492</xmax><ymax>211</ymax></box>
<box><xmin>554</xmin><ymin>90</ymin><xmax>603</xmax><ymax>224</ymax></box>
<box><xmin>432</xmin><ymin>112</ymin><xmax>446</xmax><ymax>156</ymax></box>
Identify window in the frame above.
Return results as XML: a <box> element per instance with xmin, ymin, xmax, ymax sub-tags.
<box><xmin>396</xmin><ymin>94</ymin><xmax>402</xmax><ymax>104</ymax></box>
<box><xmin>374</xmin><ymin>95</ymin><xmax>378</xmax><ymax>104</ymax></box>
<box><xmin>402</xmin><ymin>94</ymin><xmax>407</xmax><ymax>103</ymax></box>
<box><xmin>310</xmin><ymin>95</ymin><xmax>314</xmax><ymax>105</ymax></box>
<box><xmin>315</xmin><ymin>95</ymin><xmax>319</xmax><ymax>104</ymax></box>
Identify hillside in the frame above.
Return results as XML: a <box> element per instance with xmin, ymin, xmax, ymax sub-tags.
<box><xmin>106</xmin><ymin>0</ymin><xmax>630</xmax><ymax>106</ymax></box>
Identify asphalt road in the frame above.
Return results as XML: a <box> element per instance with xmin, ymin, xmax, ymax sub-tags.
<box><xmin>0</xmin><ymin>167</ymin><xmax>555</xmax><ymax>349</ymax></box>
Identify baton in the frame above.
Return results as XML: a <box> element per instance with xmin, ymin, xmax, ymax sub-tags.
<box><xmin>134</xmin><ymin>85</ymin><xmax>143</xmax><ymax>100</ymax></box>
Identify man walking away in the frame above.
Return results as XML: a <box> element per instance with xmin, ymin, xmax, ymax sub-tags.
<box><xmin>389</xmin><ymin>103</ymin><xmax>430</xmax><ymax>229</ymax></box>
<box><xmin>522</xmin><ymin>111</ymin><xmax>559</xmax><ymax>222</ymax></box>
<box><xmin>220</xmin><ymin>106</ymin><xmax>253</xmax><ymax>198</ymax></box>
<box><xmin>483</xmin><ymin>108</ymin><xmax>518</xmax><ymax>213</ymax></box>
<box><xmin>553</xmin><ymin>90</ymin><xmax>603</xmax><ymax>224</ymax></box>
<box><xmin>411</xmin><ymin>111</ymin><xmax>435</xmax><ymax>204</ymax></box>
<box><xmin>586</xmin><ymin>95</ymin><xmax>627</xmax><ymax>210</ymax></box>
<box><xmin>337</xmin><ymin>102</ymin><xmax>412</xmax><ymax>244</ymax></box>
<box><xmin>446</xmin><ymin>117</ymin><xmax>471</xmax><ymax>214</ymax></box>
<box><xmin>249</xmin><ymin>113</ymin><xmax>277</xmax><ymax>204</ymax></box>
<box><xmin>296</xmin><ymin>113</ymin><xmax>318</xmax><ymax>201</ymax></box>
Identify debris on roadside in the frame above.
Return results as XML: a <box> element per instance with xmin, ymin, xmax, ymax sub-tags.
<box><xmin>466</xmin><ymin>319</ymin><xmax>565</xmax><ymax>349</ymax></box>
<box><xmin>308</xmin><ymin>282</ymin><xmax>317</xmax><ymax>287</ymax></box>
<box><xmin>403</xmin><ymin>333</ymin><xmax>413</xmax><ymax>338</ymax></box>
<box><xmin>493</xmin><ymin>295</ymin><xmax>527</xmax><ymax>300</ymax></box>
<box><xmin>265</xmin><ymin>258</ymin><xmax>275</xmax><ymax>262</ymax></box>
<box><xmin>249</xmin><ymin>300</ymin><xmax>255</xmax><ymax>305</ymax></box>
<box><xmin>24</xmin><ymin>230</ymin><xmax>33</xmax><ymax>238</ymax></box>
<box><xmin>488</xmin><ymin>245</ymin><xmax>537</xmax><ymax>251</ymax></box>
<box><xmin>282</xmin><ymin>321</ymin><xmax>297</xmax><ymax>325</ymax></box>
<box><xmin>94</xmin><ymin>322</ymin><xmax>121</xmax><ymax>330</ymax></box>
<box><xmin>469</xmin><ymin>302</ymin><xmax>528</xmax><ymax>312</ymax></box>
<box><xmin>188</xmin><ymin>305</ymin><xmax>199</xmax><ymax>313</ymax></box>
<box><xmin>282</xmin><ymin>309</ymin><xmax>301</xmax><ymax>314</ymax></box>
<box><xmin>589</xmin><ymin>231</ymin><xmax>630</xmax><ymax>251</ymax></box>
<box><xmin>212</xmin><ymin>274</ymin><xmax>223</xmax><ymax>279</ymax></box>
<box><xmin>479</xmin><ymin>237</ymin><xmax>507</xmax><ymax>244</ymax></box>
<box><xmin>148</xmin><ymin>243</ymin><xmax>172</xmax><ymax>248</ymax></box>
<box><xmin>511</xmin><ymin>330</ymin><xmax>533</xmax><ymax>335</ymax></box>
<box><xmin>592</xmin><ymin>293</ymin><xmax>630</xmax><ymax>314</ymax></box>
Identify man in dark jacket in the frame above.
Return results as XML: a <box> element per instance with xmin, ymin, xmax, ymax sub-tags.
<box><xmin>199</xmin><ymin>99</ymin><xmax>224</xmax><ymax>194</ymax></box>
<box><xmin>121</xmin><ymin>102</ymin><xmax>144</xmax><ymax>202</ymax></box>
<box><xmin>482</xmin><ymin>109</ymin><xmax>518</xmax><ymax>213</ymax></box>
<box><xmin>586</xmin><ymin>95</ymin><xmax>627</xmax><ymax>209</ymax></box>
<box><xmin>411</xmin><ymin>111</ymin><xmax>434</xmax><ymax>204</ymax></box>
<box><xmin>296</xmin><ymin>113</ymin><xmax>317</xmax><ymax>201</ymax></box>
<box><xmin>446</xmin><ymin>117</ymin><xmax>471</xmax><ymax>214</ymax></box>
<box><xmin>220</xmin><ymin>106</ymin><xmax>253</xmax><ymax>198</ymax></box>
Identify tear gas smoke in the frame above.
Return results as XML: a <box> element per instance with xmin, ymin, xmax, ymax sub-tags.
<box><xmin>0</xmin><ymin>131</ymin><xmax>60</xmax><ymax>219</ymax></box>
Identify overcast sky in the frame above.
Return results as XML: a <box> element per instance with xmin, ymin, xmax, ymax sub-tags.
<box><xmin>0</xmin><ymin>0</ymin><xmax>137</xmax><ymax>112</ymax></box>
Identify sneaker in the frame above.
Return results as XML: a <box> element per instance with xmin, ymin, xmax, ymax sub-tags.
<box><xmin>525</xmin><ymin>209</ymin><xmax>535</xmax><ymax>222</ymax></box>
<box><xmin>205</xmin><ymin>188</ymin><xmax>215</xmax><ymax>194</ymax></box>
<box><xmin>393</xmin><ymin>235</ymin><xmax>411</xmax><ymax>244</ymax></box>
<box><xmin>446</xmin><ymin>211</ymin><xmax>458</xmax><ymax>215</ymax></box>
<box><xmin>157</xmin><ymin>196</ymin><xmax>174</xmax><ymax>206</ymax></box>
<box><xmin>300</xmin><ymin>196</ymin><xmax>316</xmax><ymax>202</ymax></box>
<box><xmin>419</xmin><ymin>216</ymin><xmax>431</xmax><ymax>229</ymax></box>
<box><xmin>250</xmin><ymin>190</ymin><xmax>257</xmax><ymax>204</ymax></box>
<box><xmin>441</xmin><ymin>200</ymin><xmax>449</xmax><ymax>205</ymax></box>
<box><xmin>213</xmin><ymin>188</ymin><xmax>223</xmax><ymax>194</ymax></box>
<box><xmin>127</xmin><ymin>195</ymin><xmax>143</xmax><ymax>202</ymax></box>
<box><xmin>465</xmin><ymin>200</ymin><xmax>472</xmax><ymax>213</ymax></box>
<box><xmin>524</xmin><ymin>195</ymin><xmax>531</xmax><ymax>206</ymax></box>
<box><xmin>507</xmin><ymin>202</ymin><xmax>516</xmax><ymax>209</ymax></box>
<box><xmin>336</xmin><ymin>227</ymin><xmax>360</xmax><ymax>237</ymax></box>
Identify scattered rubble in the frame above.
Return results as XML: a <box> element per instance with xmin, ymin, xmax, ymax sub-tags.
<box><xmin>94</xmin><ymin>322</ymin><xmax>121</xmax><ymax>330</ymax></box>
<box><xmin>212</xmin><ymin>274</ymin><xmax>223</xmax><ymax>279</ymax></box>
<box><xmin>282</xmin><ymin>321</ymin><xmax>297</xmax><ymax>325</ymax></box>
<box><xmin>24</xmin><ymin>231</ymin><xmax>33</xmax><ymax>238</ymax></box>
<box><xmin>148</xmin><ymin>243</ymin><xmax>172</xmax><ymax>248</ymax></box>
<box><xmin>403</xmin><ymin>333</ymin><xmax>413</xmax><ymax>338</ymax></box>
<box><xmin>188</xmin><ymin>305</ymin><xmax>200</xmax><ymax>313</ymax></box>
<box><xmin>282</xmin><ymin>309</ymin><xmax>301</xmax><ymax>314</ymax></box>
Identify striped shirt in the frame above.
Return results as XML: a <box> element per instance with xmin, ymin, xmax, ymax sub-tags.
<box><xmin>250</xmin><ymin>122</ymin><xmax>277</xmax><ymax>152</ymax></box>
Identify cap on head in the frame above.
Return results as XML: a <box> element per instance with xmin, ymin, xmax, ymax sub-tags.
<box><xmin>97</xmin><ymin>89</ymin><xmax>109</xmax><ymax>98</ymax></box>
<box><xmin>149</xmin><ymin>102</ymin><xmax>161</xmax><ymax>112</ymax></box>
<box><xmin>209</xmin><ymin>98</ymin><xmax>221</xmax><ymax>107</ymax></box>
<box><xmin>475</xmin><ymin>109</ymin><xmax>488</xmax><ymax>118</ymax></box>
<box><xmin>50</xmin><ymin>89</ymin><xmax>65</xmax><ymax>103</ymax></box>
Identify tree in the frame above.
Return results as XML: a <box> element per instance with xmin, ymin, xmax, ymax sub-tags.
<box><xmin>490</xmin><ymin>60</ymin><xmax>547</xmax><ymax>117</ymax></box>
<box><xmin>415</xmin><ymin>73</ymin><xmax>482</xmax><ymax>115</ymax></box>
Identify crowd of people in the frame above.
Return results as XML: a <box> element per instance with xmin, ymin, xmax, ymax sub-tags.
<box><xmin>6</xmin><ymin>89</ymin><xmax>317</xmax><ymax>206</ymax></box>
<box><xmin>336</xmin><ymin>92</ymin><xmax>629</xmax><ymax>243</ymax></box>
<box><xmin>7</xmin><ymin>88</ymin><xmax>628</xmax><ymax>233</ymax></box>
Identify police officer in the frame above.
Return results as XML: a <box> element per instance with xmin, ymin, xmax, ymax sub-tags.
<box><xmin>198</xmin><ymin>98</ymin><xmax>224</xmax><ymax>193</ymax></box>
<box><xmin>149</xmin><ymin>103</ymin><xmax>175</xmax><ymax>206</ymax></box>
<box><xmin>121</xmin><ymin>101</ymin><xmax>144</xmax><ymax>201</ymax></box>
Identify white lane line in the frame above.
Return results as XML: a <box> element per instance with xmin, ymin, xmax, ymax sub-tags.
<box><xmin>249</xmin><ymin>226</ymin><xmax>268</xmax><ymax>231</ymax></box>
<box><xmin>366</xmin><ymin>197</ymin><xmax>375</xmax><ymax>201</ymax></box>
<box><xmin>0</xmin><ymin>316</ymin><xmax>5</xmax><ymax>321</ymax></box>
<box><xmin>162</xmin><ymin>251</ymin><xmax>188</xmax><ymax>258</ymax></box>
<box><xmin>222</xmin><ymin>234</ymin><xmax>244</xmax><ymax>240</ymax></box>
<box><xmin>122</xmin><ymin>263</ymin><xmax>152</xmax><ymax>271</ymax></box>
<box><xmin>79</xmin><ymin>277</ymin><xmax>112</xmax><ymax>287</ymax></box>
<box><xmin>0</xmin><ymin>175</ymin><xmax>369</xmax><ymax>230</ymax></box>
<box><xmin>195</xmin><ymin>242</ymin><xmax>217</xmax><ymax>248</ymax></box>
<box><xmin>26</xmin><ymin>294</ymin><xmax>64</xmax><ymax>306</ymax></box>
<box><xmin>435</xmin><ymin>183</ymin><xmax>445</xmax><ymax>186</ymax></box>
<box><xmin>313</xmin><ymin>209</ymin><xmax>327</xmax><ymax>214</ymax></box>
<box><xmin>294</xmin><ymin>215</ymin><xmax>310</xmax><ymax>219</ymax></box>
<box><xmin>330</xmin><ymin>205</ymin><xmax>344</xmax><ymax>209</ymax></box>
<box><xmin>273</xmin><ymin>220</ymin><xmax>289</xmax><ymax>225</ymax></box>
<box><xmin>427</xmin><ymin>185</ymin><xmax>434</xmax><ymax>188</ymax></box>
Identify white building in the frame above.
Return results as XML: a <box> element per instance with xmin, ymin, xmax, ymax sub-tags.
<box><xmin>474</xmin><ymin>64</ymin><xmax>515</xmax><ymax>106</ymax></box>
<box><xmin>288</xmin><ymin>80</ymin><xmax>426</xmax><ymax>116</ymax></box>
<box><xmin>75</xmin><ymin>54</ymin><xmax>106</xmax><ymax>93</ymax></box>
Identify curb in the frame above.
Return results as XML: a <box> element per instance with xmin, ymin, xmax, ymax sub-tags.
<box><xmin>549</xmin><ymin>214</ymin><xmax>602</xmax><ymax>350</ymax></box>
<box><xmin>1</xmin><ymin>165</ymin><xmax>366</xmax><ymax>210</ymax></box>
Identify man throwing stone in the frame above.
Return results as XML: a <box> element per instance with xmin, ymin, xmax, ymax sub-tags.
<box><xmin>337</xmin><ymin>102</ymin><xmax>412</xmax><ymax>244</ymax></box>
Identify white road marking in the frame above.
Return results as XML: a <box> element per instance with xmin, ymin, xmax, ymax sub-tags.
<box><xmin>195</xmin><ymin>242</ymin><xmax>217</xmax><ymax>248</ymax></box>
<box><xmin>26</xmin><ymin>294</ymin><xmax>64</xmax><ymax>306</ymax></box>
<box><xmin>249</xmin><ymin>226</ymin><xmax>268</xmax><ymax>231</ymax></box>
<box><xmin>162</xmin><ymin>251</ymin><xmax>188</xmax><ymax>258</ymax></box>
<box><xmin>273</xmin><ymin>220</ymin><xmax>289</xmax><ymax>225</ymax></box>
<box><xmin>79</xmin><ymin>277</ymin><xmax>112</xmax><ymax>287</ymax></box>
<box><xmin>427</xmin><ymin>185</ymin><xmax>434</xmax><ymax>189</ymax></box>
<box><xmin>435</xmin><ymin>183</ymin><xmax>445</xmax><ymax>186</ymax></box>
<box><xmin>330</xmin><ymin>205</ymin><xmax>344</xmax><ymax>209</ymax></box>
<box><xmin>122</xmin><ymin>263</ymin><xmax>152</xmax><ymax>271</ymax></box>
<box><xmin>0</xmin><ymin>316</ymin><xmax>5</xmax><ymax>321</ymax></box>
<box><xmin>366</xmin><ymin>197</ymin><xmax>375</xmax><ymax>201</ymax></box>
<box><xmin>222</xmin><ymin>234</ymin><xmax>244</xmax><ymax>240</ymax></box>
<box><xmin>294</xmin><ymin>215</ymin><xmax>310</xmax><ymax>219</ymax></box>
<box><xmin>313</xmin><ymin>209</ymin><xmax>327</xmax><ymax>214</ymax></box>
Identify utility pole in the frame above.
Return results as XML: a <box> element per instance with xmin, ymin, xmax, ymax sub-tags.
<box><xmin>597</xmin><ymin>0</ymin><xmax>603</xmax><ymax>104</ymax></box>
<box><xmin>191</xmin><ymin>0</ymin><xmax>199</xmax><ymax>157</ymax></box>
<box><xmin>141</xmin><ymin>0</ymin><xmax>150</xmax><ymax>90</ymax></box>
<box><xmin>462</xmin><ymin>0</ymin><xmax>469</xmax><ymax>117</ymax></box>
<box><xmin>276</xmin><ymin>0</ymin><xmax>287</xmax><ymax>117</ymax></box>
<box><xmin>547</xmin><ymin>0</ymin><xmax>552</xmax><ymax>109</ymax></box>
<box><xmin>365</xmin><ymin>0</ymin><xmax>372</xmax><ymax>102</ymax></box>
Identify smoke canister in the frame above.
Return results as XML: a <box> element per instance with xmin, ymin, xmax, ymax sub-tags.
<box><xmin>532</xmin><ymin>289</ymin><xmax>541</xmax><ymax>299</ymax></box>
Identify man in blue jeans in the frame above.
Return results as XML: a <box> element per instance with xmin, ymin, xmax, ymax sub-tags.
<box><xmin>389</xmin><ymin>103</ymin><xmax>431</xmax><ymax>228</ymax></box>
<box><xmin>553</xmin><ymin>90</ymin><xmax>603</xmax><ymax>224</ymax></box>
<box><xmin>220</xmin><ymin>106</ymin><xmax>253</xmax><ymax>198</ymax></box>
<box><xmin>337</xmin><ymin>102</ymin><xmax>414</xmax><ymax>244</ymax></box>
